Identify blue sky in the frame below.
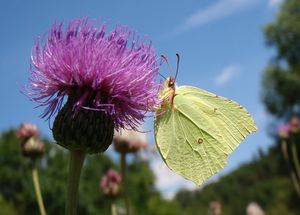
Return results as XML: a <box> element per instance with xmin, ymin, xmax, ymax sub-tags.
<box><xmin>0</xmin><ymin>0</ymin><xmax>283</xmax><ymax>197</ymax></box>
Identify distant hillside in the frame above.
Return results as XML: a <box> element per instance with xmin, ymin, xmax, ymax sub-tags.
<box><xmin>174</xmin><ymin>141</ymin><xmax>300</xmax><ymax>215</ymax></box>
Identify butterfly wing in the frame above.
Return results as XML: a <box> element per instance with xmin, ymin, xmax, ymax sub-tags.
<box><xmin>154</xmin><ymin>85</ymin><xmax>257</xmax><ymax>185</ymax></box>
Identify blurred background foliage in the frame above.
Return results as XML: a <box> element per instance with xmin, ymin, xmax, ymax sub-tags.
<box><xmin>1</xmin><ymin>127</ymin><xmax>299</xmax><ymax>214</ymax></box>
<box><xmin>0</xmin><ymin>125</ymin><xmax>300</xmax><ymax>215</ymax></box>
<box><xmin>0</xmin><ymin>130</ymin><xmax>179</xmax><ymax>215</ymax></box>
<box><xmin>262</xmin><ymin>0</ymin><xmax>300</xmax><ymax>119</ymax></box>
<box><xmin>1</xmin><ymin>0</ymin><xmax>300</xmax><ymax>214</ymax></box>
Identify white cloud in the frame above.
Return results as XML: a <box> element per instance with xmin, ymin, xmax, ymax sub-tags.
<box><xmin>268</xmin><ymin>0</ymin><xmax>284</xmax><ymax>7</ymax></box>
<box><xmin>214</xmin><ymin>64</ymin><xmax>241</xmax><ymax>86</ymax></box>
<box><xmin>151</xmin><ymin>157</ymin><xmax>222</xmax><ymax>199</ymax></box>
<box><xmin>151</xmin><ymin>158</ymin><xmax>197</xmax><ymax>199</ymax></box>
<box><xmin>178</xmin><ymin>0</ymin><xmax>259</xmax><ymax>33</ymax></box>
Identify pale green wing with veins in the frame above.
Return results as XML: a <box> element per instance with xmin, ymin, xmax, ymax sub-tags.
<box><xmin>154</xmin><ymin>79</ymin><xmax>257</xmax><ymax>185</ymax></box>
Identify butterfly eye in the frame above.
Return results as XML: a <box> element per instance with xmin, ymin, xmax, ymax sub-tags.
<box><xmin>168</xmin><ymin>80</ymin><xmax>175</xmax><ymax>88</ymax></box>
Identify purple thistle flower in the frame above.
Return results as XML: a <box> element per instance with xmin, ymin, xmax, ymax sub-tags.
<box><xmin>27</xmin><ymin>18</ymin><xmax>160</xmax><ymax>130</ymax></box>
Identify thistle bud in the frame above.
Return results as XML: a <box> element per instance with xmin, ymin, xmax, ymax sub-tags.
<box><xmin>52</xmin><ymin>94</ymin><xmax>114</xmax><ymax>154</ymax></box>
<box><xmin>246</xmin><ymin>202</ymin><xmax>264</xmax><ymax>215</ymax></box>
<box><xmin>21</xmin><ymin>137</ymin><xmax>45</xmax><ymax>159</ymax></box>
<box><xmin>209</xmin><ymin>201</ymin><xmax>222</xmax><ymax>215</ymax></box>
<box><xmin>114</xmin><ymin>128</ymin><xmax>147</xmax><ymax>154</ymax></box>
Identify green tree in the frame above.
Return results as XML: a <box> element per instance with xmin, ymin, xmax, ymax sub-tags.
<box><xmin>262</xmin><ymin>0</ymin><xmax>300</xmax><ymax>118</ymax></box>
<box><xmin>262</xmin><ymin>0</ymin><xmax>300</xmax><ymax>208</ymax></box>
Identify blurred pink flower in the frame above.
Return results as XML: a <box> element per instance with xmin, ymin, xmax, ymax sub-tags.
<box><xmin>16</xmin><ymin>123</ymin><xmax>39</xmax><ymax>142</ymax></box>
<box><xmin>100</xmin><ymin>169</ymin><xmax>122</xmax><ymax>197</ymax></box>
<box><xmin>16</xmin><ymin>123</ymin><xmax>44</xmax><ymax>159</ymax></box>
<box><xmin>277</xmin><ymin>123</ymin><xmax>290</xmax><ymax>138</ymax></box>
<box><xmin>289</xmin><ymin>116</ymin><xmax>300</xmax><ymax>133</ymax></box>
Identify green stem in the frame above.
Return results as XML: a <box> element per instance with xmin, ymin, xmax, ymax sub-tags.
<box><xmin>31</xmin><ymin>162</ymin><xmax>47</xmax><ymax>215</ymax></box>
<box><xmin>66</xmin><ymin>150</ymin><xmax>85</xmax><ymax>215</ymax></box>
<box><xmin>111</xmin><ymin>202</ymin><xmax>117</xmax><ymax>215</ymax></box>
<box><xmin>281</xmin><ymin>141</ymin><xmax>300</xmax><ymax>198</ymax></box>
<box><xmin>291</xmin><ymin>140</ymin><xmax>300</xmax><ymax>182</ymax></box>
<box><xmin>120</xmin><ymin>152</ymin><xmax>131</xmax><ymax>215</ymax></box>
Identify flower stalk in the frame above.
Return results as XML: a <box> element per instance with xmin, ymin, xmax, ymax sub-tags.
<box><xmin>120</xmin><ymin>152</ymin><xmax>131</xmax><ymax>215</ymax></box>
<box><xmin>111</xmin><ymin>202</ymin><xmax>117</xmax><ymax>215</ymax></box>
<box><xmin>278</xmin><ymin>117</ymin><xmax>300</xmax><ymax>199</ymax></box>
<box><xmin>100</xmin><ymin>169</ymin><xmax>122</xmax><ymax>214</ymax></box>
<box><xmin>66</xmin><ymin>150</ymin><xmax>85</xmax><ymax>215</ymax></box>
<box><xmin>16</xmin><ymin>123</ymin><xmax>47</xmax><ymax>215</ymax></box>
<box><xmin>291</xmin><ymin>137</ymin><xmax>300</xmax><ymax>182</ymax></box>
<box><xmin>281</xmin><ymin>140</ymin><xmax>300</xmax><ymax>197</ymax></box>
<box><xmin>31</xmin><ymin>161</ymin><xmax>47</xmax><ymax>215</ymax></box>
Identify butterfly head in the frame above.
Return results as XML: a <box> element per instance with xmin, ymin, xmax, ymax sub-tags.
<box><xmin>159</xmin><ymin>76</ymin><xmax>176</xmax><ymax>100</ymax></box>
<box><xmin>160</xmin><ymin>53</ymin><xmax>180</xmax><ymax>89</ymax></box>
<box><xmin>160</xmin><ymin>77</ymin><xmax>174</xmax><ymax>97</ymax></box>
<box><xmin>158</xmin><ymin>77</ymin><xmax>176</xmax><ymax>110</ymax></box>
<box><xmin>158</xmin><ymin>54</ymin><xmax>180</xmax><ymax>109</ymax></box>
<box><xmin>165</xmin><ymin>77</ymin><xmax>176</xmax><ymax>89</ymax></box>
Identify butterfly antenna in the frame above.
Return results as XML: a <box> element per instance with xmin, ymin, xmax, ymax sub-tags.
<box><xmin>161</xmin><ymin>54</ymin><xmax>174</xmax><ymax>78</ymax></box>
<box><xmin>158</xmin><ymin>72</ymin><xmax>167</xmax><ymax>80</ymax></box>
<box><xmin>175</xmin><ymin>53</ymin><xmax>180</xmax><ymax>81</ymax></box>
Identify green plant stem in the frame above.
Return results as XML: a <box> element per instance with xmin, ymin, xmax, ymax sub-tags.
<box><xmin>66</xmin><ymin>150</ymin><xmax>85</xmax><ymax>215</ymax></box>
<box><xmin>111</xmin><ymin>202</ymin><xmax>117</xmax><ymax>215</ymax></box>
<box><xmin>120</xmin><ymin>152</ymin><xmax>131</xmax><ymax>215</ymax></box>
<box><xmin>281</xmin><ymin>141</ymin><xmax>300</xmax><ymax>198</ymax></box>
<box><xmin>291</xmin><ymin>140</ymin><xmax>300</xmax><ymax>182</ymax></box>
<box><xmin>31</xmin><ymin>161</ymin><xmax>47</xmax><ymax>215</ymax></box>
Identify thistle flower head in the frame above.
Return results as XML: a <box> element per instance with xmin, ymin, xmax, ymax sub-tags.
<box><xmin>27</xmin><ymin>18</ymin><xmax>160</xmax><ymax>130</ymax></box>
<box><xmin>26</xmin><ymin>18</ymin><xmax>160</xmax><ymax>153</ymax></box>
<box><xmin>114</xmin><ymin>127</ymin><xmax>147</xmax><ymax>154</ymax></box>
<box><xmin>100</xmin><ymin>169</ymin><xmax>122</xmax><ymax>197</ymax></box>
<box><xmin>16</xmin><ymin>123</ymin><xmax>38</xmax><ymax>142</ymax></box>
